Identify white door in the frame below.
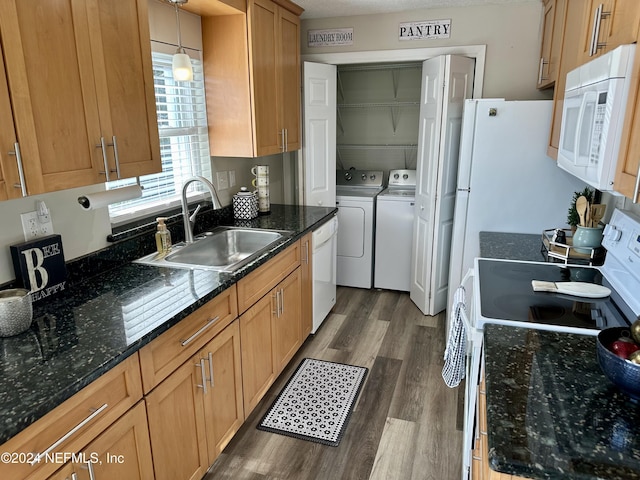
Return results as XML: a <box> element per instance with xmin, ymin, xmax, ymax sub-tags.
<box><xmin>410</xmin><ymin>55</ymin><xmax>475</xmax><ymax>316</ymax></box>
<box><xmin>302</xmin><ymin>62</ymin><xmax>337</xmax><ymax>207</ymax></box>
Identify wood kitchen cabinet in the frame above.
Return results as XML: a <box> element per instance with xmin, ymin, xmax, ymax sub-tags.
<box><xmin>48</xmin><ymin>401</ymin><xmax>154</xmax><ymax>480</ymax></box>
<box><xmin>614</xmin><ymin>42</ymin><xmax>640</xmax><ymax>202</ymax></box>
<box><xmin>0</xmin><ymin>0</ymin><xmax>160</xmax><ymax>197</ymax></box>
<box><xmin>538</xmin><ymin>0</ymin><xmax>566</xmax><ymax>89</ymax></box>
<box><xmin>199</xmin><ymin>0</ymin><xmax>302</xmax><ymax>157</ymax></box>
<box><xmin>577</xmin><ymin>0</ymin><xmax>640</xmax><ymax>64</ymax></box>
<box><xmin>0</xmin><ymin>42</ymin><xmax>21</xmax><ymax>200</ymax></box>
<box><xmin>240</xmin><ymin>268</ymin><xmax>302</xmax><ymax>415</ymax></box>
<box><xmin>300</xmin><ymin>231</ymin><xmax>313</xmax><ymax>338</ymax></box>
<box><xmin>471</xmin><ymin>375</ymin><xmax>528</xmax><ymax>480</ymax></box>
<box><xmin>146</xmin><ymin>319</ymin><xmax>244</xmax><ymax>480</ymax></box>
<box><xmin>546</xmin><ymin>0</ymin><xmax>587</xmax><ymax>159</ymax></box>
<box><xmin>0</xmin><ymin>354</ymin><xmax>143</xmax><ymax>480</ymax></box>
<box><xmin>237</xmin><ymin>240</ymin><xmax>302</xmax><ymax>415</ymax></box>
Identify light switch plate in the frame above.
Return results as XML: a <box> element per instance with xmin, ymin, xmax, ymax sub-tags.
<box><xmin>228</xmin><ymin>170</ymin><xmax>236</xmax><ymax>188</ymax></box>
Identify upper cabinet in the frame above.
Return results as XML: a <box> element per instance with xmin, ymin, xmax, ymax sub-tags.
<box><xmin>614</xmin><ymin>46</ymin><xmax>640</xmax><ymax>202</ymax></box>
<box><xmin>578</xmin><ymin>0</ymin><xmax>640</xmax><ymax>64</ymax></box>
<box><xmin>198</xmin><ymin>0</ymin><xmax>302</xmax><ymax>157</ymax></box>
<box><xmin>546</xmin><ymin>0</ymin><xmax>587</xmax><ymax>159</ymax></box>
<box><xmin>0</xmin><ymin>0</ymin><xmax>160</xmax><ymax>199</ymax></box>
<box><xmin>538</xmin><ymin>0</ymin><xmax>566</xmax><ymax>89</ymax></box>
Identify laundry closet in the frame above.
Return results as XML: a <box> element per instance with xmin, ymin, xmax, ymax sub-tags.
<box><xmin>335</xmin><ymin>63</ymin><xmax>422</xmax><ymax>173</ymax></box>
<box><xmin>334</xmin><ymin>63</ymin><xmax>422</xmax><ymax>292</ymax></box>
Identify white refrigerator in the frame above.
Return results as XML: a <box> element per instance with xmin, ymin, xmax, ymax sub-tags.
<box><xmin>448</xmin><ymin>99</ymin><xmax>588</xmax><ymax>309</ymax></box>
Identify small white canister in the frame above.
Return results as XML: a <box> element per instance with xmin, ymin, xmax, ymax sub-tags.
<box><xmin>233</xmin><ymin>187</ymin><xmax>258</xmax><ymax>220</ymax></box>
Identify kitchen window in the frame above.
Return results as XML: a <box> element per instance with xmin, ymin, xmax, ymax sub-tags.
<box><xmin>108</xmin><ymin>47</ymin><xmax>212</xmax><ymax>226</ymax></box>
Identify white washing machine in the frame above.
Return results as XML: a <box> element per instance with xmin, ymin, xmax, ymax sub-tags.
<box><xmin>336</xmin><ymin>170</ymin><xmax>384</xmax><ymax>289</ymax></box>
<box><xmin>374</xmin><ymin>169</ymin><xmax>416</xmax><ymax>291</ymax></box>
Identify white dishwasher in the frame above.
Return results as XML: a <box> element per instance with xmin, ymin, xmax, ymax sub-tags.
<box><xmin>312</xmin><ymin>214</ymin><xmax>338</xmax><ymax>333</ymax></box>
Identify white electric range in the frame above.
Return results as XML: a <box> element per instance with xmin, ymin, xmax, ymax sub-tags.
<box><xmin>456</xmin><ymin>208</ymin><xmax>640</xmax><ymax>480</ymax></box>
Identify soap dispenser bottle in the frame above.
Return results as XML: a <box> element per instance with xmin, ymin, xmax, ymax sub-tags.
<box><xmin>155</xmin><ymin>217</ymin><xmax>172</xmax><ymax>255</ymax></box>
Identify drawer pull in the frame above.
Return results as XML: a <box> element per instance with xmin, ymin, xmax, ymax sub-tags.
<box><xmin>30</xmin><ymin>403</ymin><xmax>108</xmax><ymax>465</ymax></box>
<box><xmin>180</xmin><ymin>316</ymin><xmax>220</xmax><ymax>347</ymax></box>
<box><xmin>208</xmin><ymin>352</ymin><xmax>215</xmax><ymax>388</ymax></box>
<box><xmin>195</xmin><ymin>359</ymin><xmax>207</xmax><ymax>394</ymax></box>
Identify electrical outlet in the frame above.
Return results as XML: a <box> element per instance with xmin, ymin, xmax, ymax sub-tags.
<box><xmin>228</xmin><ymin>170</ymin><xmax>236</xmax><ymax>188</ymax></box>
<box><xmin>21</xmin><ymin>211</ymin><xmax>40</xmax><ymax>240</ymax></box>
<box><xmin>216</xmin><ymin>171</ymin><xmax>229</xmax><ymax>190</ymax></box>
<box><xmin>20</xmin><ymin>210</ymin><xmax>54</xmax><ymax>241</ymax></box>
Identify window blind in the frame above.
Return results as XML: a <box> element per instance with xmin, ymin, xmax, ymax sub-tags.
<box><xmin>108</xmin><ymin>51</ymin><xmax>212</xmax><ymax>223</ymax></box>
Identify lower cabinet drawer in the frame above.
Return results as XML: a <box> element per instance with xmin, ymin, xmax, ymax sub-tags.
<box><xmin>0</xmin><ymin>353</ymin><xmax>142</xmax><ymax>480</ymax></box>
<box><xmin>139</xmin><ymin>285</ymin><xmax>238</xmax><ymax>393</ymax></box>
<box><xmin>237</xmin><ymin>241</ymin><xmax>300</xmax><ymax>314</ymax></box>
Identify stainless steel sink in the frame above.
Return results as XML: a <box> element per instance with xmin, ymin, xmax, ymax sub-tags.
<box><xmin>134</xmin><ymin>226</ymin><xmax>291</xmax><ymax>272</ymax></box>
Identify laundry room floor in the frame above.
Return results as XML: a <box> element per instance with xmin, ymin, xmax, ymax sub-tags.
<box><xmin>203</xmin><ymin>287</ymin><xmax>464</xmax><ymax>480</ymax></box>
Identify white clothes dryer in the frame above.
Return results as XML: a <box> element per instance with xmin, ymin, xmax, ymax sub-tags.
<box><xmin>335</xmin><ymin>170</ymin><xmax>383</xmax><ymax>289</ymax></box>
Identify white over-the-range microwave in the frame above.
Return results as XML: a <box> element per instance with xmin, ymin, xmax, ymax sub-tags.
<box><xmin>557</xmin><ymin>44</ymin><xmax>636</xmax><ymax>191</ymax></box>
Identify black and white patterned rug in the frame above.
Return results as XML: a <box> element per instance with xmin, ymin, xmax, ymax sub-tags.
<box><xmin>257</xmin><ymin>358</ymin><xmax>368</xmax><ymax>447</ymax></box>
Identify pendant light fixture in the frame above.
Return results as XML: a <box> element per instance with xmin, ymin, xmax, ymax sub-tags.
<box><xmin>171</xmin><ymin>0</ymin><xmax>193</xmax><ymax>82</ymax></box>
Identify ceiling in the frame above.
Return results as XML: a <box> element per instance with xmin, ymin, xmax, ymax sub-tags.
<box><xmin>295</xmin><ymin>0</ymin><xmax>537</xmax><ymax>19</ymax></box>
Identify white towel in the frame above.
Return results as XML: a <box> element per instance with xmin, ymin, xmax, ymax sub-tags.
<box><xmin>442</xmin><ymin>286</ymin><xmax>467</xmax><ymax>388</ymax></box>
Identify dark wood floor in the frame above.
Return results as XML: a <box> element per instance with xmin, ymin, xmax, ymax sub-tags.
<box><xmin>204</xmin><ymin>287</ymin><xmax>463</xmax><ymax>480</ymax></box>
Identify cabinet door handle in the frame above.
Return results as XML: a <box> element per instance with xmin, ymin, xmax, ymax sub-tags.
<box><xmin>8</xmin><ymin>142</ymin><xmax>27</xmax><ymax>196</ymax></box>
<box><xmin>303</xmin><ymin>241</ymin><xmax>309</xmax><ymax>265</ymax></box>
<box><xmin>30</xmin><ymin>403</ymin><xmax>108</xmax><ymax>465</ymax></box>
<box><xmin>285</xmin><ymin>129</ymin><xmax>288</xmax><ymax>152</ymax></box>
<box><xmin>195</xmin><ymin>358</ymin><xmax>207</xmax><ymax>394</ymax></box>
<box><xmin>633</xmin><ymin>161</ymin><xmax>640</xmax><ymax>203</ymax></box>
<box><xmin>280</xmin><ymin>129</ymin><xmax>286</xmax><ymax>152</ymax></box>
<box><xmin>111</xmin><ymin>136</ymin><xmax>121</xmax><ymax>179</ymax></box>
<box><xmin>71</xmin><ymin>473</ymin><xmax>78</xmax><ymax>480</ymax></box>
<box><xmin>273</xmin><ymin>290</ymin><xmax>281</xmax><ymax>318</ymax></box>
<box><xmin>208</xmin><ymin>351</ymin><xmax>215</xmax><ymax>388</ymax></box>
<box><xmin>279</xmin><ymin>288</ymin><xmax>284</xmax><ymax>316</ymax></box>
<box><xmin>538</xmin><ymin>57</ymin><xmax>549</xmax><ymax>84</ymax></box>
<box><xmin>98</xmin><ymin>137</ymin><xmax>111</xmax><ymax>181</ymax></box>
<box><xmin>87</xmin><ymin>460</ymin><xmax>96</xmax><ymax>480</ymax></box>
<box><xmin>180</xmin><ymin>316</ymin><xmax>220</xmax><ymax>347</ymax></box>
<box><xmin>590</xmin><ymin>4</ymin><xmax>610</xmax><ymax>56</ymax></box>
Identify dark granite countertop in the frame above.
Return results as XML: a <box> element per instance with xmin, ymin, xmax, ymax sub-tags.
<box><xmin>484</xmin><ymin>324</ymin><xmax>640</xmax><ymax>479</ymax></box>
<box><xmin>479</xmin><ymin>231</ymin><xmax>545</xmax><ymax>262</ymax></box>
<box><xmin>0</xmin><ymin>204</ymin><xmax>336</xmax><ymax>444</ymax></box>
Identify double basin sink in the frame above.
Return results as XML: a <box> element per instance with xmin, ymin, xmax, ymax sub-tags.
<box><xmin>135</xmin><ymin>226</ymin><xmax>292</xmax><ymax>272</ymax></box>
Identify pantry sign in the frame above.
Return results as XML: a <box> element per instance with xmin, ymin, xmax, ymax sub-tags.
<box><xmin>399</xmin><ymin>19</ymin><xmax>451</xmax><ymax>41</ymax></box>
<box><xmin>308</xmin><ymin>28</ymin><xmax>353</xmax><ymax>47</ymax></box>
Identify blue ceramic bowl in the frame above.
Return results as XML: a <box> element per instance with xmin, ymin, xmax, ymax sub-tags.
<box><xmin>597</xmin><ymin>327</ymin><xmax>640</xmax><ymax>401</ymax></box>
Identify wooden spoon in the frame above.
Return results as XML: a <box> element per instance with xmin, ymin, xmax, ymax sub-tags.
<box><xmin>576</xmin><ymin>196</ymin><xmax>588</xmax><ymax>227</ymax></box>
<box><xmin>590</xmin><ymin>204</ymin><xmax>606</xmax><ymax>227</ymax></box>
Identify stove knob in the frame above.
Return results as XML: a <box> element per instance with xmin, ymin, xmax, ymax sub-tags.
<box><xmin>361</xmin><ymin>173</ymin><xmax>367</xmax><ymax>180</ymax></box>
<box><xmin>344</xmin><ymin>172</ymin><xmax>352</xmax><ymax>181</ymax></box>
<box><xmin>403</xmin><ymin>174</ymin><xmax>409</xmax><ymax>179</ymax></box>
<box><xmin>393</xmin><ymin>173</ymin><xmax>400</xmax><ymax>179</ymax></box>
<box><xmin>603</xmin><ymin>224</ymin><xmax>622</xmax><ymax>242</ymax></box>
<box><xmin>370</xmin><ymin>174</ymin><xmax>376</xmax><ymax>180</ymax></box>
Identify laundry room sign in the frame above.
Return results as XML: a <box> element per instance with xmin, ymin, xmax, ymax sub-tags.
<box><xmin>308</xmin><ymin>28</ymin><xmax>353</xmax><ymax>47</ymax></box>
<box><xmin>399</xmin><ymin>19</ymin><xmax>451</xmax><ymax>41</ymax></box>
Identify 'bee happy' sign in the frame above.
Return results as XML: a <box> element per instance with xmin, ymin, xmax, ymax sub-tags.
<box><xmin>11</xmin><ymin>234</ymin><xmax>67</xmax><ymax>303</ymax></box>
